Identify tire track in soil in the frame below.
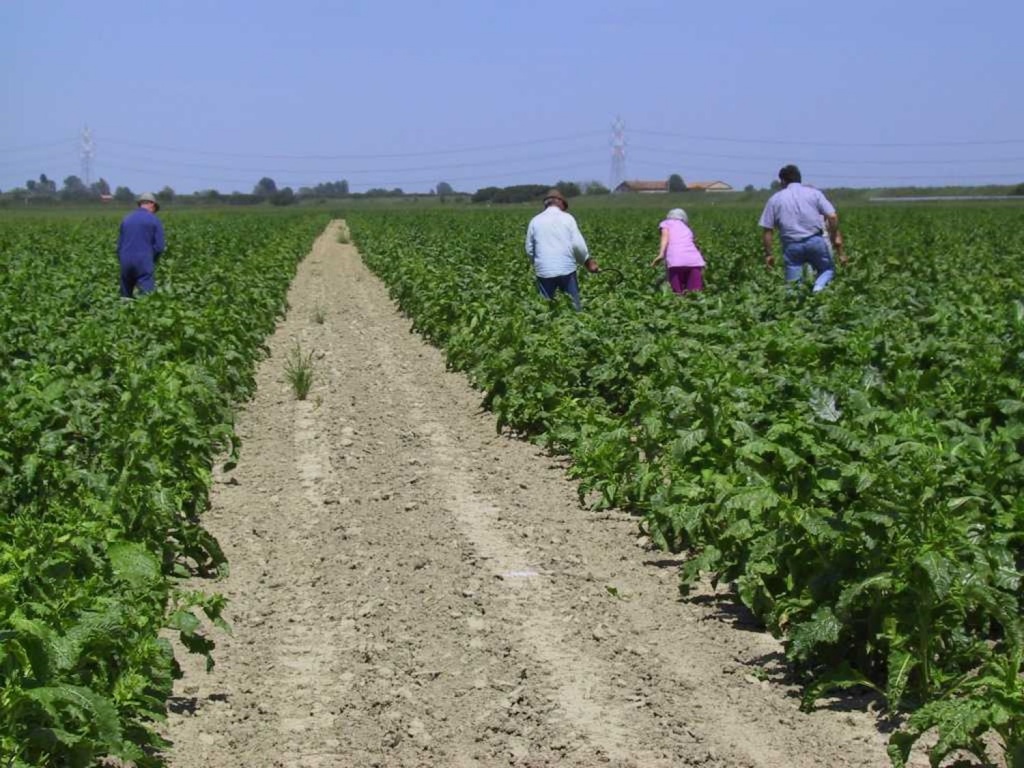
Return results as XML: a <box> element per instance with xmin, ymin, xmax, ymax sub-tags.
<box><xmin>164</xmin><ymin>220</ymin><xmax>899</xmax><ymax>768</ymax></box>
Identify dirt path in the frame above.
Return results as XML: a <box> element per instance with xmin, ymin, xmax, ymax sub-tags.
<box><xmin>164</xmin><ymin>221</ymin><xmax>897</xmax><ymax>767</ymax></box>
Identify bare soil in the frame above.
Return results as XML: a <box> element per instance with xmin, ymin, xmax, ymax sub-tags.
<box><xmin>163</xmin><ymin>221</ymin><xmax>904</xmax><ymax>767</ymax></box>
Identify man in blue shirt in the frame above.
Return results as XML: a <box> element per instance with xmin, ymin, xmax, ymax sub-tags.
<box><xmin>525</xmin><ymin>188</ymin><xmax>599</xmax><ymax>310</ymax></box>
<box><xmin>759</xmin><ymin>165</ymin><xmax>847</xmax><ymax>292</ymax></box>
<box><xmin>117</xmin><ymin>192</ymin><xmax>165</xmax><ymax>297</ymax></box>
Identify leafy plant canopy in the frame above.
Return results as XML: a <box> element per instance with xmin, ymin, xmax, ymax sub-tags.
<box><xmin>0</xmin><ymin>210</ymin><xmax>327</xmax><ymax>766</ymax></box>
<box><xmin>349</xmin><ymin>204</ymin><xmax>1024</xmax><ymax>767</ymax></box>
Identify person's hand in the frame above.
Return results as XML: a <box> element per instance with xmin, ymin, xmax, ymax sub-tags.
<box><xmin>838</xmin><ymin>249</ymin><xmax>849</xmax><ymax>267</ymax></box>
<box><xmin>764</xmin><ymin>253</ymin><xmax>775</xmax><ymax>270</ymax></box>
<box><xmin>584</xmin><ymin>258</ymin><xmax>600</xmax><ymax>273</ymax></box>
<box><xmin>651</xmin><ymin>257</ymin><xmax>662</xmax><ymax>268</ymax></box>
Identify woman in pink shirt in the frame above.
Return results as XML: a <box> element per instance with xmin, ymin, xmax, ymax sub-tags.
<box><xmin>651</xmin><ymin>208</ymin><xmax>706</xmax><ymax>294</ymax></box>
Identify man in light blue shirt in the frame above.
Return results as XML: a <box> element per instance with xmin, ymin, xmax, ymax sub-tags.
<box><xmin>759</xmin><ymin>165</ymin><xmax>847</xmax><ymax>292</ymax></box>
<box><xmin>525</xmin><ymin>188</ymin><xmax>599</xmax><ymax>310</ymax></box>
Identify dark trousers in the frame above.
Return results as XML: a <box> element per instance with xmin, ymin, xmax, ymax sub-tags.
<box><xmin>535</xmin><ymin>272</ymin><xmax>582</xmax><ymax>310</ymax></box>
<box><xmin>120</xmin><ymin>259</ymin><xmax>156</xmax><ymax>297</ymax></box>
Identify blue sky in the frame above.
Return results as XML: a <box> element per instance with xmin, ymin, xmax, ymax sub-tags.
<box><xmin>1</xmin><ymin>0</ymin><xmax>1021</xmax><ymax>195</ymax></box>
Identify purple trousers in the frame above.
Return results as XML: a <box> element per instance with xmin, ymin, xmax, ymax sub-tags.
<box><xmin>667</xmin><ymin>266</ymin><xmax>703</xmax><ymax>294</ymax></box>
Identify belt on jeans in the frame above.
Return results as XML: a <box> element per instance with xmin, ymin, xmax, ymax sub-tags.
<box><xmin>790</xmin><ymin>231</ymin><xmax>824</xmax><ymax>244</ymax></box>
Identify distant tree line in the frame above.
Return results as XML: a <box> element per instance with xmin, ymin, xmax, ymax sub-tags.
<box><xmin>471</xmin><ymin>180</ymin><xmax>609</xmax><ymax>205</ymax></box>
<box><xmin>4</xmin><ymin>171</ymin><xmax>1022</xmax><ymax>207</ymax></box>
<box><xmin>7</xmin><ymin>173</ymin><xmax>114</xmax><ymax>202</ymax></box>
<box><xmin>297</xmin><ymin>179</ymin><xmax>350</xmax><ymax>198</ymax></box>
<box><xmin>0</xmin><ymin>173</ymin><xmax>185</xmax><ymax>206</ymax></box>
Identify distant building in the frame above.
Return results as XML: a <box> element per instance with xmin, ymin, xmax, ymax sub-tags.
<box><xmin>614</xmin><ymin>179</ymin><xmax>735</xmax><ymax>193</ymax></box>
<box><xmin>614</xmin><ymin>180</ymin><xmax>668</xmax><ymax>193</ymax></box>
<box><xmin>685</xmin><ymin>180</ymin><xmax>734</xmax><ymax>192</ymax></box>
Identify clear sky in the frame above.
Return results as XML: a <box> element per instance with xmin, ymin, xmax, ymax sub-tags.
<box><xmin>1</xmin><ymin>0</ymin><xmax>1021</xmax><ymax>195</ymax></box>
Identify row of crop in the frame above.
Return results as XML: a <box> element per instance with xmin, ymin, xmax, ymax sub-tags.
<box><xmin>0</xmin><ymin>211</ymin><xmax>328</xmax><ymax>766</ymax></box>
<box><xmin>348</xmin><ymin>206</ymin><xmax>1024</xmax><ymax>766</ymax></box>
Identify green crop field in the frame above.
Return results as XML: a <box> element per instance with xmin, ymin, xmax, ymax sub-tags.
<box><xmin>348</xmin><ymin>203</ymin><xmax>1024</xmax><ymax>766</ymax></box>
<box><xmin>0</xmin><ymin>210</ymin><xmax>328</xmax><ymax>766</ymax></box>
<box><xmin>1</xmin><ymin>203</ymin><xmax>1022</xmax><ymax>766</ymax></box>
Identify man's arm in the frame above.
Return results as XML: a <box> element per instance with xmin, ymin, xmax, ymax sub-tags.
<box><xmin>824</xmin><ymin>213</ymin><xmax>847</xmax><ymax>265</ymax></box>
<box><xmin>571</xmin><ymin>235</ymin><xmax>591</xmax><ymax>265</ymax></box>
<box><xmin>569</xmin><ymin>219</ymin><xmax>598</xmax><ymax>271</ymax></box>
<box><xmin>154</xmin><ymin>220</ymin><xmax>166</xmax><ymax>257</ymax></box>
<box><xmin>758</xmin><ymin>200</ymin><xmax>777</xmax><ymax>269</ymax></box>
<box><xmin>762</xmin><ymin>228</ymin><xmax>775</xmax><ymax>269</ymax></box>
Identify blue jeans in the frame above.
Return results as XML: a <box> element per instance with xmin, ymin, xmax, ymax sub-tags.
<box><xmin>536</xmin><ymin>272</ymin><xmax>582</xmax><ymax>310</ymax></box>
<box><xmin>783</xmin><ymin>235</ymin><xmax>834</xmax><ymax>292</ymax></box>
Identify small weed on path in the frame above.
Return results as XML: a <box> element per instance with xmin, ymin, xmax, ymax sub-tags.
<box><xmin>285</xmin><ymin>344</ymin><xmax>315</xmax><ymax>400</ymax></box>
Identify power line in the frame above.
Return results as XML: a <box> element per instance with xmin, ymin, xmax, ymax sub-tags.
<box><xmin>98</xmin><ymin>131</ymin><xmax>608</xmax><ymax>160</ymax></box>
<box><xmin>90</xmin><ymin>145</ymin><xmax>607</xmax><ymax>176</ymax></box>
<box><xmin>627</xmin><ymin>157</ymin><xmax>1024</xmax><ymax>181</ymax></box>
<box><xmin>0</xmin><ymin>151</ymin><xmax>79</xmax><ymax>169</ymax></box>
<box><xmin>0</xmin><ymin>138</ymin><xmax>77</xmax><ymax>153</ymax></box>
<box><xmin>5</xmin><ymin>128</ymin><xmax>1024</xmax><ymax>164</ymax></box>
<box><xmin>95</xmin><ymin>158</ymin><xmax>604</xmax><ymax>190</ymax></box>
<box><xmin>629</xmin><ymin>145</ymin><xmax>1024</xmax><ymax>166</ymax></box>
<box><xmin>7</xmin><ymin>124</ymin><xmax>1023</xmax><ymax>191</ymax></box>
<box><xmin>43</xmin><ymin>139</ymin><xmax>1024</xmax><ymax>178</ymax></box>
<box><xmin>630</xmin><ymin>128</ymin><xmax>1024</xmax><ymax>148</ymax></box>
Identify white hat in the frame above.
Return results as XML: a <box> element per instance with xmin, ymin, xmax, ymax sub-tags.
<box><xmin>136</xmin><ymin>192</ymin><xmax>160</xmax><ymax>211</ymax></box>
<box><xmin>666</xmin><ymin>208</ymin><xmax>688</xmax><ymax>223</ymax></box>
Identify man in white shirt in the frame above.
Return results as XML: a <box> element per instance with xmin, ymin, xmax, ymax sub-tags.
<box><xmin>525</xmin><ymin>188</ymin><xmax>599</xmax><ymax>310</ymax></box>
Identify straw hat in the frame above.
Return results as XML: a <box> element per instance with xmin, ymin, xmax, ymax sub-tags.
<box><xmin>543</xmin><ymin>188</ymin><xmax>568</xmax><ymax>210</ymax></box>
